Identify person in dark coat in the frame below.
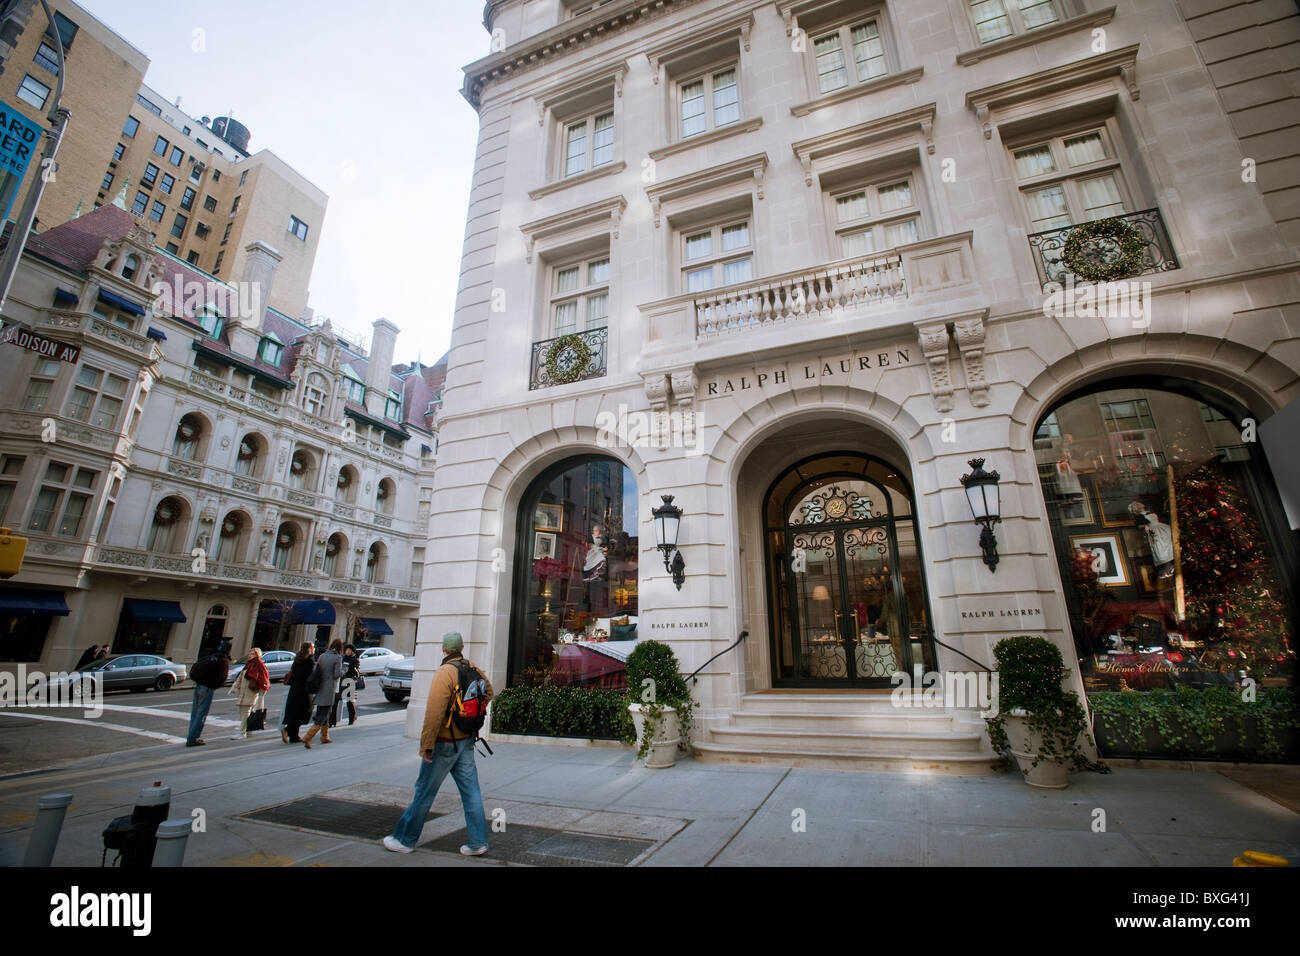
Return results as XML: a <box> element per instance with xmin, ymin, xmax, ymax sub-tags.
<box><xmin>186</xmin><ymin>640</ymin><xmax>232</xmax><ymax>747</ymax></box>
<box><xmin>74</xmin><ymin>645</ymin><xmax>100</xmax><ymax>670</ymax></box>
<box><xmin>281</xmin><ymin>642</ymin><xmax>315</xmax><ymax>744</ymax></box>
<box><xmin>331</xmin><ymin>644</ymin><xmax>361</xmax><ymax>728</ymax></box>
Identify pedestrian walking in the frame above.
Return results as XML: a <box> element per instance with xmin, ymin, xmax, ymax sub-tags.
<box><xmin>384</xmin><ymin>632</ymin><xmax>493</xmax><ymax>856</ymax></box>
<box><xmin>281</xmin><ymin>642</ymin><xmax>315</xmax><ymax>743</ymax></box>
<box><xmin>332</xmin><ymin>644</ymin><xmax>360</xmax><ymax>728</ymax></box>
<box><xmin>185</xmin><ymin>640</ymin><xmax>232</xmax><ymax>747</ymax></box>
<box><xmin>302</xmin><ymin>639</ymin><xmax>343</xmax><ymax>749</ymax></box>
<box><xmin>230</xmin><ymin>647</ymin><xmax>270</xmax><ymax>739</ymax></box>
<box><xmin>74</xmin><ymin>644</ymin><xmax>99</xmax><ymax>670</ymax></box>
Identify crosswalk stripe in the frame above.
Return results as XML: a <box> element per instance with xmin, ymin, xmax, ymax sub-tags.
<box><xmin>0</xmin><ymin>711</ymin><xmax>186</xmax><ymax>743</ymax></box>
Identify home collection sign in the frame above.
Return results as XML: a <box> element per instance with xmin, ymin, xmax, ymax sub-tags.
<box><xmin>703</xmin><ymin>346</ymin><xmax>914</xmax><ymax>397</ymax></box>
<box><xmin>1</xmin><ymin>323</ymin><xmax>81</xmax><ymax>364</ymax></box>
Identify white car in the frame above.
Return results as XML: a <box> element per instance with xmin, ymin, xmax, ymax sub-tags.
<box><xmin>357</xmin><ymin>647</ymin><xmax>405</xmax><ymax>675</ymax></box>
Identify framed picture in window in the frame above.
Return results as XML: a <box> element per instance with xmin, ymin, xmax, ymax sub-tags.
<box><xmin>1069</xmin><ymin>533</ymin><xmax>1129</xmax><ymax>587</ymax></box>
<box><xmin>1059</xmin><ymin>487</ymin><xmax>1094</xmax><ymax>527</ymax></box>
<box><xmin>534</xmin><ymin>503</ymin><xmax>563</xmax><ymax>533</ymax></box>
<box><xmin>1094</xmin><ymin>485</ymin><xmax>1136</xmax><ymax>529</ymax></box>
<box><xmin>533</xmin><ymin>532</ymin><xmax>557</xmax><ymax>561</ymax></box>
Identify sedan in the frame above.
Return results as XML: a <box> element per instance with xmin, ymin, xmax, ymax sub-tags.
<box><xmin>226</xmin><ymin>650</ymin><xmax>296</xmax><ymax>685</ymax></box>
<box><xmin>380</xmin><ymin>656</ymin><xmax>414</xmax><ymax>702</ymax></box>
<box><xmin>357</xmin><ymin>647</ymin><xmax>405</xmax><ymax>675</ymax></box>
<box><xmin>46</xmin><ymin>654</ymin><xmax>188</xmax><ymax>693</ymax></box>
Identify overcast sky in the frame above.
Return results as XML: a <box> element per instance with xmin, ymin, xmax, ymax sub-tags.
<box><xmin>81</xmin><ymin>0</ymin><xmax>486</xmax><ymax>366</ymax></box>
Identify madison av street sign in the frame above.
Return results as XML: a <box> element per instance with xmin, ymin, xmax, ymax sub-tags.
<box><xmin>0</xmin><ymin>322</ymin><xmax>81</xmax><ymax>363</ymax></box>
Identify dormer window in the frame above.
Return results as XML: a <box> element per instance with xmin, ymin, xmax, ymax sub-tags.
<box><xmin>384</xmin><ymin>390</ymin><xmax>401</xmax><ymax>421</ymax></box>
<box><xmin>122</xmin><ymin>254</ymin><xmax>140</xmax><ymax>282</ymax></box>
<box><xmin>198</xmin><ymin>304</ymin><xmax>222</xmax><ymax>338</ymax></box>
<box><xmin>259</xmin><ymin>334</ymin><xmax>283</xmax><ymax>365</ymax></box>
<box><xmin>347</xmin><ymin>378</ymin><xmax>364</xmax><ymax>403</ymax></box>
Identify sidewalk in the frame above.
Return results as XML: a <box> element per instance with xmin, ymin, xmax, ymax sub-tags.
<box><xmin>1</xmin><ymin>712</ymin><xmax>1297</xmax><ymax>867</ymax></box>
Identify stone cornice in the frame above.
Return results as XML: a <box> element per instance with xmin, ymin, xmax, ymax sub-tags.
<box><xmin>643</xmin><ymin>153</ymin><xmax>769</xmax><ymax>227</ymax></box>
<box><xmin>519</xmin><ymin>195</ymin><xmax>628</xmax><ymax>262</ymax></box>
<box><xmin>790</xmin><ymin>66</ymin><xmax>924</xmax><ymax>117</ymax></box>
<box><xmin>648</xmin><ymin>117</ymin><xmax>763</xmax><ymax>161</ymax></box>
<box><xmin>791</xmin><ymin>103</ymin><xmax>937</xmax><ymax>185</ymax></box>
<box><xmin>956</xmin><ymin>7</ymin><xmax>1117</xmax><ymax>66</ymax></box>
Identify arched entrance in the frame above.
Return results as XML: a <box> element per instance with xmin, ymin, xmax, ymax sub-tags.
<box><xmin>763</xmin><ymin>452</ymin><xmax>936</xmax><ymax>686</ymax></box>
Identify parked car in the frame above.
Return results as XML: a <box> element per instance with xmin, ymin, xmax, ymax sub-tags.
<box><xmin>380</xmin><ymin>656</ymin><xmax>414</xmax><ymax>703</ymax></box>
<box><xmin>225</xmin><ymin>650</ymin><xmax>296</xmax><ymax>685</ymax></box>
<box><xmin>46</xmin><ymin>654</ymin><xmax>187</xmax><ymax>693</ymax></box>
<box><xmin>357</xmin><ymin>646</ymin><xmax>405</xmax><ymax>675</ymax></box>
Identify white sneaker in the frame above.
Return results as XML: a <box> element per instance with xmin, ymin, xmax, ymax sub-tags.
<box><xmin>230</xmin><ymin>733</ymin><xmax>246</xmax><ymax>740</ymax></box>
<box><xmin>383</xmin><ymin>836</ymin><xmax>414</xmax><ymax>854</ymax></box>
<box><xmin>460</xmin><ymin>844</ymin><xmax>488</xmax><ymax>856</ymax></box>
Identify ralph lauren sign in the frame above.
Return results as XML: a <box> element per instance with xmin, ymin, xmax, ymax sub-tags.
<box><xmin>703</xmin><ymin>347</ymin><xmax>913</xmax><ymax>398</ymax></box>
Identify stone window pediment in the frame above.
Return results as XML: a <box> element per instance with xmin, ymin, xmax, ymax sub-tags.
<box><xmin>520</xmin><ymin>195</ymin><xmax>626</xmax><ymax>264</ymax></box>
<box><xmin>644</xmin><ymin>152</ymin><xmax>768</xmax><ymax>228</ymax></box>
<box><xmin>792</xmin><ymin>104</ymin><xmax>936</xmax><ymax>187</ymax></box>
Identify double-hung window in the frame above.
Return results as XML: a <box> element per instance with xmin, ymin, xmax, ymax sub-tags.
<box><xmin>682</xmin><ymin>220</ymin><xmax>752</xmax><ymax>293</ymax></box>
<box><xmin>17</xmin><ymin>75</ymin><xmax>51</xmax><ymax>109</ymax></box>
<box><xmin>171</xmin><ymin>213</ymin><xmax>188</xmax><ymax>239</ymax></box>
<box><xmin>0</xmin><ymin>456</ymin><xmax>24</xmax><ymax>525</ymax></box>
<box><xmin>180</xmin><ymin>187</ymin><xmax>195</xmax><ymax>211</ymax></box>
<box><xmin>562</xmin><ymin>110</ymin><xmax>614</xmax><ymax>177</ymax></box>
<box><xmin>1011</xmin><ymin>127</ymin><xmax>1127</xmax><ymax>232</ymax></box>
<box><xmin>34</xmin><ymin>42</ymin><xmax>60</xmax><ymax>75</ymax></box>
<box><xmin>160</xmin><ymin>173</ymin><xmax>175</xmax><ymax>195</ymax></box>
<box><xmin>123</xmin><ymin>116</ymin><xmax>139</xmax><ymax>138</ymax></box>
<box><xmin>64</xmin><ymin>366</ymin><xmax>129</xmax><ymax>429</ymax></box>
<box><xmin>830</xmin><ymin>176</ymin><xmax>921</xmax><ymax>257</ymax></box>
<box><xmin>812</xmin><ymin>18</ymin><xmax>887</xmax><ymax>94</ymax></box>
<box><xmin>679</xmin><ymin>66</ymin><xmax>740</xmax><ymax>138</ymax></box>
<box><xmin>28</xmin><ymin>462</ymin><xmax>97</xmax><ymax>536</ymax></box>
<box><xmin>153</xmin><ymin>136</ymin><xmax>169</xmax><ymax>157</ymax></box>
<box><xmin>549</xmin><ymin>255</ymin><xmax>610</xmax><ymax>337</ymax></box>
<box><xmin>141</xmin><ymin>163</ymin><xmax>158</xmax><ymax>187</ymax></box>
<box><xmin>169</xmin><ymin>146</ymin><xmax>184</xmax><ymax>166</ymax></box>
<box><xmin>131</xmin><ymin>191</ymin><xmax>148</xmax><ymax>216</ymax></box>
<box><xmin>149</xmin><ymin>200</ymin><xmax>165</xmax><ymax>222</ymax></box>
<box><xmin>22</xmin><ymin>359</ymin><xmax>61</xmax><ymax>412</ymax></box>
<box><xmin>969</xmin><ymin>0</ymin><xmax>1061</xmax><ymax>44</ymax></box>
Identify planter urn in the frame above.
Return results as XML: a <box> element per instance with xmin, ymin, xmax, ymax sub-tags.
<box><xmin>1003</xmin><ymin>709</ymin><xmax>1070</xmax><ymax>789</ymax></box>
<box><xmin>628</xmin><ymin>703</ymin><xmax>679</xmax><ymax>769</ymax></box>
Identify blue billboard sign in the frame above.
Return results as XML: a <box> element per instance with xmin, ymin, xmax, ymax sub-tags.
<box><xmin>0</xmin><ymin>100</ymin><xmax>43</xmax><ymax>221</ymax></box>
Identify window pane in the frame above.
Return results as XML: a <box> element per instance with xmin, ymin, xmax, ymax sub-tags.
<box><xmin>58</xmin><ymin>494</ymin><xmax>89</xmax><ymax>536</ymax></box>
<box><xmin>1014</xmin><ymin>144</ymin><xmax>1056</xmax><ymax>178</ymax></box>
<box><xmin>76</xmin><ymin>366</ymin><xmax>101</xmax><ymax>387</ymax></box>
<box><xmin>1</xmin><ymin>457</ymin><xmax>23</xmax><ymax>476</ymax></box>
<box><xmin>587</xmin><ymin>257</ymin><xmax>610</xmax><ymax>284</ymax></box>
<box><xmin>721</xmin><ymin>222</ymin><xmax>749</xmax><ymax>251</ymax></box>
<box><xmin>685</xmin><ymin>232</ymin><xmax>712</xmax><ymax>260</ymax></box>
<box><xmin>686</xmin><ymin>267</ymin><xmax>714</xmax><ymax>293</ymax></box>
<box><xmin>105</xmin><ymin>375</ymin><xmax>129</xmax><ymax>397</ymax></box>
<box><xmin>712</xmin><ymin>69</ymin><xmax>739</xmax><ymax>126</ymax></box>
<box><xmin>23</xmin><ymin>380</ymin><xmax>51</xmax><ymax>412</ymax></box>
<box><xmin>852</xmin><ymin>21</ymin><xmax>886</xmax><ymax>80</ymax></box>
<box><xmin>836</xmin><ymin>191</ymin><xmax>869</xmax><ymax>223</ymax></box>
<box><xmin>878</xmin><ymin>180</ymin><xmax>913</xmax><ymax>212</ymax></box>
<box><xmin>65</xmin><ymin>387</ymin><xmax>93</xmax><ymax>421</ymax></box>
<box><xmin>971</xmin><ymin>0</ymin><xmax>1013</xmax><ymax>43</ymax></box>
<box><xmin>814</xmin><ymin>34</ymin><xmax>847</xmax><ymax>93</ymax></box>
<box><xmin>555</xmin><ymin>266</ymin><xmax>579</xmax><ymax>294</ymax></box>
<box><xmin>1079</xmin><ymin>174</ymin><xmax>1124</xmax><ymax>220</ymax></box>
<box><xmin>553</xmin><ymin>300</ymin><xmax>578</xmax><ymax>336</ymax></box>
<box><xmin>883</xmin><ymin>217</ymin><xmax>920</xmax><ymax>247</ymax></box>
<box><xmin>30</xmin><ymin>488</ymin><xmax>59</xmax><ymax>533</ymax></box>
<box><xmin>721</xmin><ymin>257</ymin><xmax>752</xmax><ymax>285</ymax></box>
<box><xmin>841</xmin><ymin>230</ymin><xmax>875</xmax><ymax>257</ymax></box>
<box><xmin>37</xmin><ymin>359</ymin><xmax>60</xmax><ymax>376</ymax></box>
<box><xmin>1025</xmin><ymin>184</ymin><xmax>1071</xmax><ymax>230</ymax></box>
<box><xmin>1018</xmin><ymin>0</ymin><xmax>1059</xmax><ymax>29</ymax></box>
<box><xmin>592</xmin><ymin>112</ymin><xmax>614</xmax><ymax>167</ymax></box>
<box><xmin>681</xmin><ymin>79</ymin><xmax>706</xmax><ymax>137</ymax></box>
<box><xmin>585</xmin><ymin>292</ymin><xmax>608</xmax><ymax>327</ymax></box>
<box><xmin>0</xmin><ymin>484</ymin><xmax>12</xmax><ymax>524</ymax></box>
<box><xmin>94</xmin><ymin>396</ymin><xmax>123</xmax><ymax>429</ymax></box>
<box><xmin>1064</xmin><ymin>131</ymin><xmax>1107</xmax><ymax>167</ymax></box>
<box><xmin>45</xmin><ymin>462</ymin><xmax>68</xmax><ymax>483</ymax></box>
<box><xmin>565</xmin><ymin>120</ymin><xmax>587</xmax><ymax>176</ymax></box>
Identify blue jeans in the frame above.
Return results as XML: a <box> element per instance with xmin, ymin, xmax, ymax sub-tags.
<box><xmin>390</xmin><ymin>739</ymin><xmax>487</xmax><ymax>850</ymax></box>
<box><xmin>187</xmin><ymin>684</ymin><xmax>215</xmax><ymax>743</ymax></box>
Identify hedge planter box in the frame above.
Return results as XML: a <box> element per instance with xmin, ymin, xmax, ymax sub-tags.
<box><xmin>489</xmin><ymin>685</ymin><xmax>633</xmax><ymax>741</ymax></box>
<box><xmin>1090</xmin><ymin>688</ymin><xmax>1300</xmax><ymax>763</ymax></box>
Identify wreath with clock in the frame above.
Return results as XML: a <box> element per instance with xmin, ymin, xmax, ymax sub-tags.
<box><xmin>544</xmin><ymin>334</ymin><xmax>592</xmax><ymax>386</ymax></box>
<box><xmin>1062</xmin><ymin>217</ymin><xmax>1145</xmax><ymax>283</ymax></box>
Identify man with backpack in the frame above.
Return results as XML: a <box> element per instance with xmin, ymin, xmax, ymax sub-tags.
<box><xmin>185</xmin><ymin>640</ymin><xmax>233</xmax><ymax>747</ymax></box>
<box><xmin>383</xmin><ymin>632</ymin><xmax>493</xmax><ymax>856</ymax></box>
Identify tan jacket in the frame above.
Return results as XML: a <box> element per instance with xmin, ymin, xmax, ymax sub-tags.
<box><xmin>418</xmin><ymin>654</ymin><xmax>493</xmax><ymax>753</ymax></box>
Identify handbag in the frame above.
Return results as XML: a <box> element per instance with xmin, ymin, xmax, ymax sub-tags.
<box><xmin>246</xmin><ymin>708</ymin><xmax>267</xmax><ymax>732</ymax></box>
<box><xmin>355</xmin><ymin>676</ymin><xmax>366</xmax><ymax>690</ymax></box>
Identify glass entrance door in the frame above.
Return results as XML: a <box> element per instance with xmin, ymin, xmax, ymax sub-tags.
<box><xmin>765</xmin><ymin>453</ymin><xmax>935</xmax><ymax>687</ymax></box>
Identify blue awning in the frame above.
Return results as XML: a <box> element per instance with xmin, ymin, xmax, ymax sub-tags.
<box><xmin>257</xmin><ymin>599</ymin><xmax>335</xmax><ymax>625</ymax></box>
<box><xmin>0</xmin><ymin>590</ymin><xmax>70</xmax><ymax>615</ymax></box>
<box><xmin>54</xmin><ymin>288</ymin><xmax>79</xmax><ymax>307</ymax></box>
<box><xmin>97</xmin><ymin>289</ymin><xmax>146</xmax><ymax>316</ymax></box>
<box><xmin>122</xmin><ymin>598</ymin><xmax>186</xmax><ymax>623</ymax></box>
<box><xmin>147</xmin><ymin>327</ymin><xmax>167</xmax><ymax>340</ymax></box>
<box><xmin>359</xmin><ymin>617</ymin><xmax>393</xmax><ymax>635</ymax></box>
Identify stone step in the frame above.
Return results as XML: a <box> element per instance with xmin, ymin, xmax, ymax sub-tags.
<box><xmin>709</xmin><ymin>726</ymin><xmax>986</xmax><ymax>755</ymax></box>
<box><xmin>739</xmin><ymin>691</ymin><xmax>943</xmax><ymax>715</ymax></box>
<box><xmin>693</xmin><ymin>741</ymin><xmax>1002</xmax><ymax>775</ymax></box>
<box><xmin>729</xmin><ymin>710</ymin><xmax>960</xmax><ymax>734</ymax></box>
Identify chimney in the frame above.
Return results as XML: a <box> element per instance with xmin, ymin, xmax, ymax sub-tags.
<box><xmin>364</xmin><ymin>318</ymin><xmax>399</xmax><ymax>417</ymax></box>
<box><xmin>225</xmin><ymin>240</ymin><xmax>281</xmax><ymax>357</ymax></box>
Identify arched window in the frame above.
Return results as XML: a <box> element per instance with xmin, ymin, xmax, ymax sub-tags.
<box><xmin>172</xmin><ymin>413</ymin><xmax>204</xmax><ymax>459</ymax></box>
<box><xmin>122</xmin><ymin>253</ymin><xmax>140</xmax><ymax>281</ymax></box>
<box><xmin>288</xmin><ymin>448</ymin><xmax>314</xmax><ymax>490</ymax></box>
<box><xmin>216</xmin><ymin>511</ymin><xmax>247</xmax><ymax>563</ymax></box>
<box><xmin>303</xmin><ymin>372</ymin><xmax>330</xmax><ymax>418</ymax></box>
<box><xmin>365</xmin><ymin>541</ymin><xmax>387</xmax><ymax>584</ymax></box>
<box><xmin>234</xmin><ymin>434</ymin><xmax>262</xmax><ymax>476</ymax></box>
<box><xmin>336</xmin><ymin>465</ymin><xmax>359</xmax><ymax>504</ymax></box>
<box><xmin>273</xmin><ymin>522</ymin><xmax>298</xmax><ymax>571</ymax></box>
<box><xmin>509</xmin><ymin>455</ymin><xmax>639</xmax><ymax>690</ymax></box>
<box><xmin>1035</xmin><ymin>380</ymin><xmax>1296</xmax><ymax>699</ymax></box>
<box><xmin>147</xmin><ymin>496</ymin><xmax>187</xmax><ymax>552</ymax></box>
<box><xmin>324</xmin><ymin>532</ymin><xmax>347</xmax><ymax>577</ymax></box>
<box><xmin>376</xmin><ymin>477</ymin><xmax>395</xmax><ymax>515</ymax></box>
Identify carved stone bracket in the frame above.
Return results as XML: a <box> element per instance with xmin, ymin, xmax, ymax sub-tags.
<box><xmin>917</xmin><ymin>322</ymin><xmax>955</xmax><ymax>414</ymax></box>
<box><xmin>953</xmin><ymin>314</ymin><xmax>990</xmax><ymax>408</ymax></box>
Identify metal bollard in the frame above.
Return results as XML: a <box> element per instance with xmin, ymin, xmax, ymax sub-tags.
<box><xmin>22</xmin><ymin>792</ymin><xmax>73</xmax><ymax>867</ymax></box>
<box><xmin>152</xmin><ymin>818</ymin><xmax>192</xmax><ymax>867</ymax></box>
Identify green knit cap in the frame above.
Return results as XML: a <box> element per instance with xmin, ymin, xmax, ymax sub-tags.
<box><xmin>442</xmin><ymin>632</ymin><xmax>464</xmax><ymax>654</ymax></box>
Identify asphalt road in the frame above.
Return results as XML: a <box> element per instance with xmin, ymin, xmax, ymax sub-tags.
<box><xmin>0</xmin><ymin>680</ymin><xmax>410</xmax><ymax>777</ymax></box>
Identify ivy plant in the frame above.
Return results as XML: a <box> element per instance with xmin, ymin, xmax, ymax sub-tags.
<box><xmin>622</xmin><ymin>640</ymin><xmax>695</xmax><ymax>759</ymax></box>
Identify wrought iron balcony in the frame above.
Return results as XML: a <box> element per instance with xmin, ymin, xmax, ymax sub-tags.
<box><xmin>1026</xmin><ymin>208</ymin><xmax>1178</xmax><ymax>289</ymax></box>
<box><xmin>529</xmin><ymin>326</ymin><xmax>608</xmax><ymax>390</ymax></box>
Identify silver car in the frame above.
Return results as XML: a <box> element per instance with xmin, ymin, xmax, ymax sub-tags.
<box><xmin>61</xmin><ymin>654</ymin><xmax>188</xmax><ymax>693</ymax></box>
<box><xmin>226</xmin><ymin>650</ymin><xmax>296</xmax><ymax>685</ymax></box>
<box><xmin>357</xmin><ymin>646</ymin><xmax>405</xmax><ymax>675</ymax></box>
<box><xmin>381</xmin><ymin>656</ymin><xmax>415</xmax><ymax>703</ymax></box>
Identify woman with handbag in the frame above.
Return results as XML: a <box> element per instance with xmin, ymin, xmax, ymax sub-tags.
<box><xmin>302</xmin><ymin>639</ymin><xmax>343</xmax><ymax>749</ymax></box>
<box><xmin>332</xmin><ymin>644</ymin><xmax>361</xmax><ymax>728</ymax></box>
<box><xmin>281</xmin><ymin>642</ymin><xmax>315</xmax><ymax>744</ymax></box>
<box><xmin>231</xmin><ymin>648</ymin><xmax>270</xmax><ymax>740</ymax></box>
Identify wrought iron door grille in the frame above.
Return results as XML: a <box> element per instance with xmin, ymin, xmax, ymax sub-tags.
<box><xmin>529</xmin><ymin>327</ymin><xmax>608</xmax><ymax>390</ymax></box>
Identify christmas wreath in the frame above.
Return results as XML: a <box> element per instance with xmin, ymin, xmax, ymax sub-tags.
<box><xmin>1062</xmin><ymin>217</ymin><xmax>1145</xmax><ymax>282</ymax></box>
<box><xmin>545</xmin><ymin>334</ymin><xmax>592</xmax><ymax>385</ymax></box>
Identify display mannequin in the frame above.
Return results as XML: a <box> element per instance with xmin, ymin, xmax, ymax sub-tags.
<box><xmin>1129</xmin><ymin>500</ymin><xmax>1175</xmax><ymax>577</ymax></box>
<box><xmin>1056</xmin><ymin>433</ymin><xmax>1084</xmax><ymax>499</ymax></box>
